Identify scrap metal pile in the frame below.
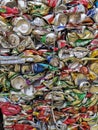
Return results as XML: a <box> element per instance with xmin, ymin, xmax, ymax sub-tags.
<box><xmin>0</xmin><ymin>0</ymin><xmax>98</xmax><ymax>130</ymax></box>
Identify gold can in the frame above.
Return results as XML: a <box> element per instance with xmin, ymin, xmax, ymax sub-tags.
<box><xmin>90</xmin><ymin>49</ymin><xmax>98</xmax><ymax>58</ymax></box>
<box><xmin>90</xmin><ymin>62</ymin><xmax>98</xmax><ymax>75</ymax></box>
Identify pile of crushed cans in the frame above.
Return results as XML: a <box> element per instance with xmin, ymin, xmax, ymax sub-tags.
<box><xmin>0</xmin><ymin>0</ymin><xmax>98</xmax><ymax>130</ymax></box>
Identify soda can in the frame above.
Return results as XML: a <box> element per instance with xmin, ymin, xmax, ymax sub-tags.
<box><xmin>11</xmin><ymin>76</ymin><xmax>27</xmax><ymax>90</ymax></box>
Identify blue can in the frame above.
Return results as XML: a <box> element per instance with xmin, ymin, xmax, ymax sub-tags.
<box><xmin>32</xmin><ymin>63</ymin><xmax>49</xmax><ymax>73</ymax></box>
<box><xmin>47</xmin><ymin>56</ymin><xmax>53</xmax><ymax>63</ymax></box>
<box><xmin>87</xmin><ymin>8</ymin><xmax>96</xmax><ymax>17</ymax></box>
<box><xmin>95</xmin><ymin>1</ymin><xmax>98</xmax><ymax>8</ymax></box>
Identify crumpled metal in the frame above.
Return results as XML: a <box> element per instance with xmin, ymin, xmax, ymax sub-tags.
<box><xmin>0</xmin><ymin>0</ymin><xmax>98</xmax><ymax>130</ymax></box>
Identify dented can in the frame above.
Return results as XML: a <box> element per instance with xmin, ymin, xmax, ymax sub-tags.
<box><xmin>0</xmin><ymin>0</ymin><xmax>98</xmax><ymax>130</ymax></box>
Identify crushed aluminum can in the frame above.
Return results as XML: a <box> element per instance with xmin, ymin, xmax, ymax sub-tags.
<box><xmin>41</xmin><ymin>33</ymin><xmax>57</xmax><ymax>44</ymax></box>
<box><xmin>68</xmin><ymin>62</ymin><xmax>82</xmax><ymax>71</ymax></box>
<box><xmin>92</xmin><ymin>8</ymin><xmax>98</xmax><ymax>23</ymax></box>
<box><xmin>67</xmin><ymin>29</ymin><xmax>94</xmax><ymax>45</ymax></box>
<box><xmin>54</xmin><ymin>4</ymin><xmax>67</xmax><ymax>14</ymax></box>
<box><xmin>45</xmin><ymin>33</ymin><xmax>57</xmax><ymax>44</ymax></box>
<box><xmin>90</xmin><ymin>62</ymin><xmax>98</xmax><ymax>75</ymax></box>
<box><xmin>68</xmin><ymin>13</ymin><xmax>81</xmax><ymax>24</ymax></box>
<box><xmin>0</xmin><ymin>16</ymin><xmax>10</xmax><ymax>32</ymax></box>
<box><xmin>17</xmin><ymin>37</ymin><xmax>35</xmax><ymax>53</ymax></box>
<box><xmin>21</xmin><ymin>85</ymin><xmax>34</xmax><ymax>96</ymax></box>
<box><xmin>64</xmin><ymin>4</ymin><xmax>86</xmax><ymax>14</ymax></box>
<box><xmin>0</xmin><ymin>0</ymin><xmax>98</xmax><ymax>130</ymax></box>
<box><xmin>8</xmin><ymin>33</ymin><xmax>20</xmax><ymax>48</ymax></box>
<box><xmin>18</xmin><ymin>0</ymin><xmax>27</xmax><ymax>13</ymax></box>
<box><xmin>28</xmin><ymin>1</ymin><xmax>50</xmax><ymax>15</ymax></box>
<box><xmin>53</xmin><ymin>13</ymin><xmax>68</xmax><ymax>26</ymax></box>
<box><xmin>1</xmin><ymin>0</ymin><xmax>17</xmax><ymax>8</ymax></box>
<box><xmin>90</xmin><ymin>85</ymin><xmax>98</xmax><ymax>94</ymax></box>
<box><xmin>33</xmin><ymin>17</ymin><xmax>47</xmax><ymax>27</ymax></box>
<box><xmin>43</xmin><ymin>14</ymin><xmax>54</xmax><ymax>24</ymax></box>
<box><xmin>12</xmin><ymin>17</ymin><xmax>32</xmax><ymax>35</ymax></box>
<box><xmin>58</xmin><ymin>48</ymin><xmax>73</xmax><ymax>60</ymax></box>
<box><xmin>11</xmin><ymin>76</ymin><xmax>27</xmax><ymax>90</ymax></box>
<box><xmin>1</xmin><ymin>102</ymin><xmax>21</xmax><ymax>116</ymax></box>
<box><xmin>73</xmin><ymin>47</ymin><xmax>89</xmax><ymax>58</ymax></box>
